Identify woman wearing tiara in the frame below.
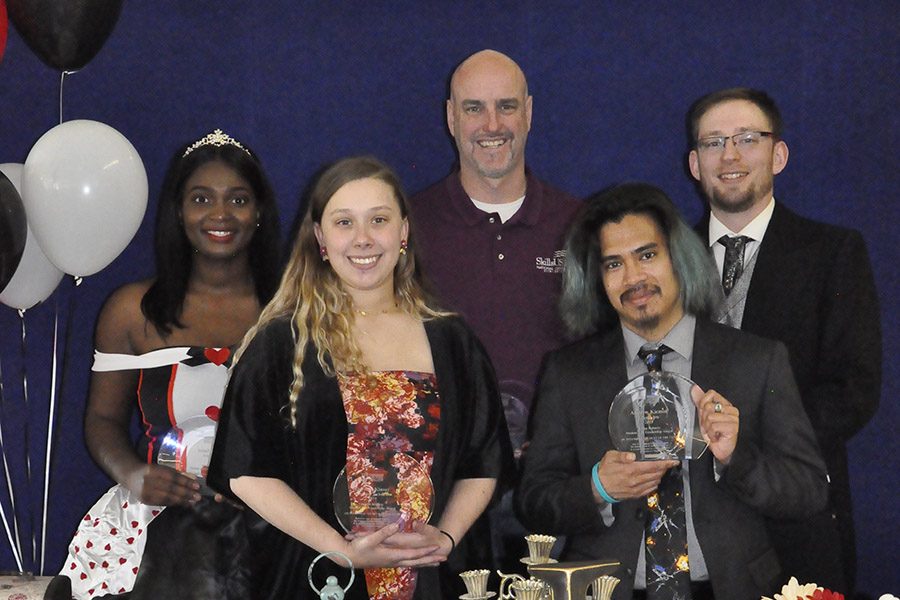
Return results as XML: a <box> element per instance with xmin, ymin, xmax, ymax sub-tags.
<box><xmin>61</xmin><ymin>129</ymin><xmax>281</xmax><ymax>599</ymax></box>
<box><xmin>206</xmin><ymin>156</ymin><xmax>512</xmax><ymax>599</ymax></box>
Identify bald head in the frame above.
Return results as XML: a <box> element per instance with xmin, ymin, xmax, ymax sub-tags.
<box><xmin>450</xmin><ymin>49</ymin><xmax>529</xmax><ymax>101</ymax></box>
<box><xmin>447</xmin><ymin>50</ymin><xmax>533</xmax><ymax>196</ymax></box>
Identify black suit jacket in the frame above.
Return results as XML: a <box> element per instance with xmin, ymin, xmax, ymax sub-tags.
<box><xmin>515</xmin><ymin>319</ymin><xmax>828</xmax><ymax>600</ymax></box>
<box><xmin>697</xmin><ymin>202</ymin><xmax>882</xmax><ymax>590</ymax></box>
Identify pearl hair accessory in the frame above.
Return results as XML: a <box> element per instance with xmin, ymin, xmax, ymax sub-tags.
<box><xmin>182</xmin><ymin>129</ymin><xmax>251</xmax><ymax>157</ymax></box>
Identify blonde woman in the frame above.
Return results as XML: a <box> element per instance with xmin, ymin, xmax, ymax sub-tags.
<box><xmin>207</xmin><ymin>156</ymin><xmax>511</xmax><ymax>599</ymax></box>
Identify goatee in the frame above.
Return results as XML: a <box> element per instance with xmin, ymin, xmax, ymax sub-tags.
<box><xmin>709</xmin><ymin>188</ymin><xmax>757</xmax><ymax>214</ymax></box>
<box><xmin>636</xmin><ymin>313</ymin><xmax>661</xmax><ymax>333</ymax></box>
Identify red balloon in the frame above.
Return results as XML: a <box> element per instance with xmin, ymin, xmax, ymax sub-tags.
<box><xmin>0</xmin><ymin>0</ymin><xmax>8</xmax><ymax>65</ymax></box>
<box><xmin>7</xmin><ymin>0</ymin><xmax>122</xmax><ymax>71</ymax></box>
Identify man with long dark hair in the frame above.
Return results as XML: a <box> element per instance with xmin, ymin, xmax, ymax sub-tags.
<box><xmin>517</xmin><ymin>183</ymin><xmax>828</xmax><ymax>599</ymax></box>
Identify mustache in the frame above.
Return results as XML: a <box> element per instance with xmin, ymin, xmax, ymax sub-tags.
<box><xmin>620</xmin><ymin>283</ymin><xmax>661</xmax><ymax>303</ymax></box>
<box><xmin>475</xmin><ymin>132</ymin><xmax>513</xmax><ymax>140</ymax></box>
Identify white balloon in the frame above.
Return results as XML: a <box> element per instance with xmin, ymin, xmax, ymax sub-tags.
<box><xmin>0</xmin><ymin>163</ymin><xmax>65</xmax><ymax>310</ymax></box>
<box><xmin>22</xmin><ymin>120</ymin><xmax>148</xmax><ymax>277</ymax></box>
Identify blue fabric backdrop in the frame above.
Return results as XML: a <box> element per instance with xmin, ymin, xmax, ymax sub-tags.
<box><xmin>0</xmin><ymin>1</ymin><xmax>896</xmax><ymax>595</ymax></box>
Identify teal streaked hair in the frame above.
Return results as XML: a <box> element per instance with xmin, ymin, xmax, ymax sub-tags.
<box><xmin>560</xmin><ymin>182</ymin><xmax>722</xmax><ymax>338</ymax></box>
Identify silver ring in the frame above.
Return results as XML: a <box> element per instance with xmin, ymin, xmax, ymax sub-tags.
<box><xmin>713</xmin><ymin>402</ymin><xmax>723</xmax><ymax>414</ymax></box>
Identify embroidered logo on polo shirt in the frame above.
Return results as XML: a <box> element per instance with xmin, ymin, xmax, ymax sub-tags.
<box><xmin>535</xmin><ymin>249</ymin><xmax>566</xmax><ymax>273</ymax></box>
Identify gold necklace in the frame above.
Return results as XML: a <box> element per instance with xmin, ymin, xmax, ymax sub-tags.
<box><xmin>354</xmin><ymin>303</ymin><xmax>398</xmax><ymax>317</ymax></box>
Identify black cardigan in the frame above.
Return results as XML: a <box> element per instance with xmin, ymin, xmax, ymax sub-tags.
<box><xmin>206</xmin><ymin>314</ymin><xmax>513</xmax><ymax>600</ymax></box>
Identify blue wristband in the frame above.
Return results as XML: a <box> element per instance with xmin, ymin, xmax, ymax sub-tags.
<box><xmin>591</xmin><ymin>462</ymin><xmax>618</xmax><ymax>504</ymax></box>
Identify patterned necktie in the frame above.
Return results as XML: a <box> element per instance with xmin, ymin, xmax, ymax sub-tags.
<box><xmin>637</xmin><ymin>344</ymin><xmax>671</xmax><ymax>373</ymax></box>
<box><xmin>638</xmin><ymin>344</ymin><xmax>691</xmax><ymax>599</ymax></box>
<box><xmin>718</xmin><ymin>235</ymin><xmax>752</xmax><ymax>295</ymax></box>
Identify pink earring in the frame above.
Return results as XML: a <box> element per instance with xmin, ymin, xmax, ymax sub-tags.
<box><xmin>320</xmin><ymin>246</ymin><xmax>329</xmax><ymax>261</ymax></box>
<box><xmin>399</xmin><ymin>239</ymin><xmax>408</xmax><ymax>255</ymax></box>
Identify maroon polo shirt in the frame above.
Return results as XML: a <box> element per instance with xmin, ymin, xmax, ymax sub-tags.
<box><xmin>410</xmin><ymin>170</ymin><xmax>580</xmax><ymax>452</ymax></box>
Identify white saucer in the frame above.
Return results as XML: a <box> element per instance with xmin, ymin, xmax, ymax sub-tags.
<box><xmin>460</xmin><ymin>592</ymin><xmax>497</xmax><ymax>600</ymax></box>
<box><xmin>519</xmin><ymin>557</ymin><xmax>558</xmax><ymax>566</ymax></box>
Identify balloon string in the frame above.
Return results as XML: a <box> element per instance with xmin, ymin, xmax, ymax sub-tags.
<box><xmin>58</xmin><ymin>71</ymin><xmax>76</xmax><ymax>125</ymax></box>
<box><xmin>0</xmin><ymin>355</ymin><xmax>25</xmax><ymax>573</ymax></box>
<box><xmin>18</xmin><ymin>312</ymin><xmax>36</xmax><ymax>571</ymax></box>
<box><xmin>1</xmin><ymin>317</ymin><xmax>25</xmax><ymax>561</ymax></box>
<box><xmin>39</xmin><ymin>297</ymin><xmax>61</xmax><ymax>575</ymax></box>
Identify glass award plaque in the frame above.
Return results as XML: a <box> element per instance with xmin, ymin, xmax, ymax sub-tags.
<box><xmin>608</xmin><ymin>372</ymin><xmax>708</xmax><ymax>461</ymax></box>
<box><xmin>333</xmin><ymin>450</ymin><xmax>434</xmax><ymax>533</ymax></box>
<box><xmin>157</xmin><ymin>416</ymin><xmax>217</xmax><ymax>495</ymax></box>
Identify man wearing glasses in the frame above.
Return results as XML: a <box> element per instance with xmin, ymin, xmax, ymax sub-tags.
<box><xmin>687</xmin><ymin>87</ymin><xmax>882</xmax><ymax>594</ymax></box>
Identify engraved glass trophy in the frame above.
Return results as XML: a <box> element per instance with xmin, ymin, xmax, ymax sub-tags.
<box><xmin>333</xmin><ymin>450</ymin><xmax>434</xmax><ymax>533</ymax></box>
<box><xmin>157</xmin><ymin>415</ymin><xmax>217</xmax><ymax>495</ymax></box>
<box><xmin>608</xmin><ymin>372</ymin><xmax>708</xmax><ymax>460</ymax></box>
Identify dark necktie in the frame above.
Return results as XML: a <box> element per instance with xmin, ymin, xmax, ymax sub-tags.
<box><xmin>718</xmin><ymin>235</ymin><xmax>752</xmax><ymax>295</ymax></box>
<box><xmin>637</xmin><ymin>344</ymin><xmax>691</xmax><ymax>599</ymax></box>
<box><xmin>637</xmin><ymin>344</ymin><xmax>671</xmax><ymax>373</ymax></box>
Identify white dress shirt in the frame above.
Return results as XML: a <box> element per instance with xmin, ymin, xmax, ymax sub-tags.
<box><xmin>708</xmin><ymin>197</ymin><xmax>776</xmax><ymax>277</ymax></box>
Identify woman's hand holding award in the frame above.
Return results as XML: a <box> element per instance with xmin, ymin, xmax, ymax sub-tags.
<box><xmin>157</xmin><ymin>415</ymin><xmax>217</xmax><ymax>495</ymax></box>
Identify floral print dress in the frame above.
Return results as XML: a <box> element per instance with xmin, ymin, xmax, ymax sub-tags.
<box><xmin>338</xmin><ymin>370</ymin><xmax>441</xmax><ymax>600</ymax></box>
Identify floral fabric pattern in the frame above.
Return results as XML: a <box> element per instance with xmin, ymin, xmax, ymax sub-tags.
<box><xmin>338</xmin><ymin>370</ymin><xmax>441</xmax><ymax>600</ymax></box>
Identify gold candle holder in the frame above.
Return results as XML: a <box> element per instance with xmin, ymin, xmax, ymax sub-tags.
<box><xmin>590</xmin><ymin>574</ymin><xmax>621</xmax><ymax>600</ymax></box>
<box><xmin>459</xmin><ymin>568</ymin><xmax>493</xmax><ymax>599</ymax></box>
<box><xmin>527</xmin><ymin>559</ymin><xmax>620</xmax><ymax>600</ymax></box>
<box><xmin>524</xmin><ymin>534</ymin><xmax>556</xmax><ymax>565</ymax></box>
<box><xmin>508</xmin><ymin>578</ymin><xmax>548</xmax><ymax>600</ymax></box>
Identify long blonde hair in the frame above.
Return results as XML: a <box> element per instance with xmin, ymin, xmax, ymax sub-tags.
<box><xmin>236</xmin><ymin>156</ymin><xmax>447</xmax><ymax>427</ymax></box>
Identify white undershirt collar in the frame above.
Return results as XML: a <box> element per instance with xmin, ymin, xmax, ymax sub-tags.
<box><xmin>471</xmin><ymin>194</ymin><xmax>526</xmax><ymax>223</ymax></box>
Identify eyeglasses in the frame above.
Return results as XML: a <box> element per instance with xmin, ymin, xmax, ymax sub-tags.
<box><xmin>696</xmin><ymin>131</ymin><xmax>773</xmax><ymax>152</ymax></box>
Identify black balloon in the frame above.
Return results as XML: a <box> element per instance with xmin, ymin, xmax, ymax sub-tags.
<box><xmin>0</xmin><ymin>170</ymin><xmax>26</xmax><ymax>293</ymax></box>
<box><xmin>7</xmin><ymin>0</ymin><xmax>122</xmax><ymax>71</ymax></box>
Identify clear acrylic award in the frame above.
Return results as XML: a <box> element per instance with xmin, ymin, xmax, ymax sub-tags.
<box><xmin>608</xmin><ymin>372</ymin><xmax>708</xmax><ymax>461</ymax></box>
<box><xmin>333</xmin><ymin>450</ymin><xmax>434</xmax><ymax>533</ymax></box>
<box><xmin>157</xmin><ymin>415</ymin><xmax>217</xmax><ymax>495</ymax></box>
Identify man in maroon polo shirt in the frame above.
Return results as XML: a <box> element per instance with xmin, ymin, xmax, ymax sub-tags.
<box><xmin>410</xmin><ymin>49</ymin><xmax>580</xmax><ymax>570</ymax></box>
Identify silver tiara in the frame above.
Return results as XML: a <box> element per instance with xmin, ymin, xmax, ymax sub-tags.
<box><xmin>182</xmin><ymin>129</ymin><xmax>251</xmax><ymax>157</ymax></box>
